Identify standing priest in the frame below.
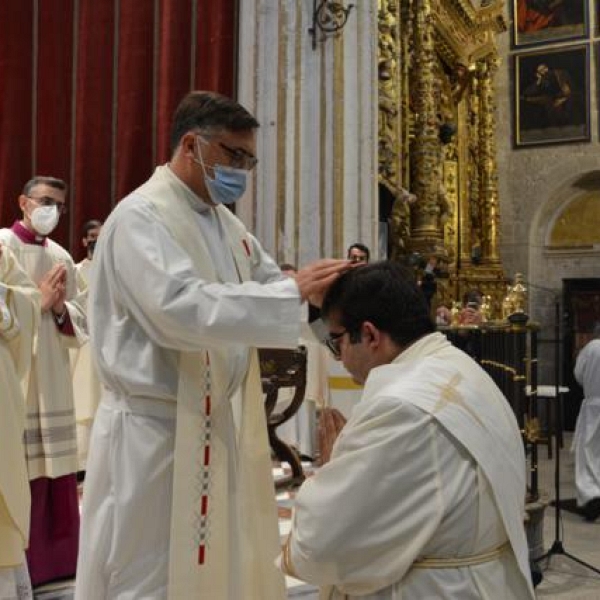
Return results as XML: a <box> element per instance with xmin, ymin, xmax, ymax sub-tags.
<box><xmin>0</xmin><ymin>177</ymin><xmax>87</xmax><ymax>587</ymax></box>
<box><xmin>75</xmin><ymin>91</ymin><xmax>349</xmax><ymax>600</ymax></box>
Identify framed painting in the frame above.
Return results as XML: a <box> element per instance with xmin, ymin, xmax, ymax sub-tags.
<box><xmin>512</xmin><ymin>0</ymin><xmax>588</xmax><ymax>48</ymax></box>
<box><xmin>514</xmin><ymin>45</ymin><xmax>590</xmax><ymax>148</ymax></box>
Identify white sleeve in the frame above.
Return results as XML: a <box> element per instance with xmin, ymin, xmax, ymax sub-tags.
<box><xmin>574</xmin><ymin>347</ymin><xmax>587</xmax><ymax>387</ymax></box>
<box><xmin>284</xmin><ymin>400</ymin><xmax>445</xmax><ymax>591</ymax></box>
<box><xmin>0</xmin><ymin>284</ymin><xmax>19</xmax><ymax>337</ymax></box>
<box><xmin>105</xmin><ymin>203</ymin><xmax>302</xmax><ymax>351</ymax></box>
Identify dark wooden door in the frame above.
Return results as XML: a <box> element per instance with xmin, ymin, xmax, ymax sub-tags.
<box><xmin>563</xmin><ymin>278</ymin><xmax>600</xmax><ymax>429</ymax></box>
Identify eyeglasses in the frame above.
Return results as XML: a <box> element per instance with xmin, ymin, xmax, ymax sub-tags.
<box><xmin>218</xmin><ymin>142</ymin><xmax>258</xmax><ymax>171</ymax></box>
<box><xmin>27</xmin><ymin>195</ymin><xmax>68</xmax><ymax>215</ymax></box>
<box><xmin>325</xmin><ymin>329</ymin><xmax>347</xmax><ymax>359</ymax></box>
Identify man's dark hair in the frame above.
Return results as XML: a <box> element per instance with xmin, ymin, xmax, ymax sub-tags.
<box><xmin>322</xmin><ymin>261</ymin><xmax>435</xmax><ymax>347</ymax></box>
<box><xmin>23</xmin><ymin>176</ymin><xmax>68</xmax><ymax>196</ymax></box>
<box><xmin>82</xmin><ymin>219</ymin><xmax>102</xmax><ymax>237</ymax></box>
<box><xmin>346</xmin><ymin>243</ymin><xmax>370</xmax><ymax>261</ymax></box>
<box><xmin>170</xmin><ymin>91</ymin><xmax>260</xmax><ymax>155</ymax></box>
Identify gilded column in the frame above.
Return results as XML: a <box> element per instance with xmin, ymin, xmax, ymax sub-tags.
<box><xmin>378</xmin><ymin>0</ymin><xmax>407</xmax><ymax>258</ymax></box>
<box><xmin>409</xmin><ymin>0</ymin><xmax>443</xmax><ymax>256</ymax></box>
<box><xmin>478</xmin><ymin>53</ymin><xmax>501</xmax><ymax>265</ymax></box>
<box><xmin>377</xmin><ymin>0</ymin><xmax>401</xmax><ymax>195</ymax></box>
<box><xmin>465</xmin><ymin>71</ymin><xmax>480</xmax><ymax>265</ymax></box>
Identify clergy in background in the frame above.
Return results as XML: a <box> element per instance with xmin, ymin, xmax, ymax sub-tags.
<box><xmin>0</xmin><ymin>244</ymin><xmax>40</xmax><ymax>599</ymax></box>
<box><xmin>75</xmin><ymin>91</ymin><xmax>349</xmax><ymax>600</ymax></box>
<box><xmin>71</xmin><ymin>219</ymin><xmax>103</xmax><ymax>473</ymax></box>
<box><xmin>573</xmin><ymin>324</ymin><xmax>600</xmax><ymax>522</ymax></box>
<box><xmin>280</xmin><ymin>261</ymin><xmax>535</xmax><ymax>599</ymax></box>
<box><xmin>0</xmin><ymin>177</ymin><xmax>87</xmax><ymax>587</ymax></box>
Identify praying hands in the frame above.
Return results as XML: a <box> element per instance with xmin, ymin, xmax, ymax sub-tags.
<box><xmin>39</xmin><ymin>264</ymin><xmax>67</xmax><ymax>313</ymax></box>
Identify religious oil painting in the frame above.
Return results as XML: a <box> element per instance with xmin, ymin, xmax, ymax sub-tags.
<box><xmin>512</xmin><ymin>0</ymin><xmax>588</xmax><ymax>48</ymax></box>
<box><xmin>514</xmin><ymin>45</ymin><xmax>590</xmax><ymax>148</ymax></box>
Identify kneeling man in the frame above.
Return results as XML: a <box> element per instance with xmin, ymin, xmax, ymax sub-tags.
<box><xmin>280</xmin><ymin>261</ymin><xmax>534</xmax><ymax>599</ymax></box>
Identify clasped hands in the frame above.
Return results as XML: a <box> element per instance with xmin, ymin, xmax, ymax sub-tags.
<box><xmin>39</xmin><ymin>264</ymin><xmax>67</xmax><ymax>315</ymax></box>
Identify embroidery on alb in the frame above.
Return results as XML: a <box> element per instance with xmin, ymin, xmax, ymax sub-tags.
<box><xmin>432</xmin><ymin>373</ymin><xmax>484</xmax><ymax>427</ymax></box>
<box><xmin>192</xmin><ymin>353</ymin><xmax>213</xmax><ymax>565</ymax></box>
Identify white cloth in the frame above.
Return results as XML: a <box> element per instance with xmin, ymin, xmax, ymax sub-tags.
<box><xmin>0</xmin><ymin>229</ymin><xmax>87</xmax><ymax>480</ymax></box>
<box><xmin>71</xmin><ymin>258</ymin><xmax>102</xmax><ymax>470</ymax></box>
<box><xmin>0</xmin><ymin>557</ymin><xmax>33</xmax><ymax>600</ymax></box>
<box><xmin>0</xmin><ymin>246</ymin><xmax>39</xmax><ymax>569</ymax></box>
<box><xmin>281</xmin><ymin>332</ymin><xmax>534</xmax><ymax>600</ymax></box>
<box><xmin>573</xmin><ymin>339</ymin><xmax>600</xmax><ymax>505</ymax></box>
<box><xmin>76</xmin><ymin>165</ymin><xmax>301</xmax><ymax>600</ymax></box>
<box><xmin>0</xmin><ymin>246</ymin><xmax>38</xmax><ymax>600</ymax></box>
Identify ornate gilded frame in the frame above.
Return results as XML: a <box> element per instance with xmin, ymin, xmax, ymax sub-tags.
<box><xmin>511</xmin><ymin>0</ymin><xmax>589</xmax><ymax>49</ymax></box>
<box><xmin>514</xmin><ymin>45</ymin><xmax>590</xmax><ymax>148</ymax></box>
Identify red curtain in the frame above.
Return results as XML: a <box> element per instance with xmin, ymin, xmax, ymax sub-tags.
<box><xmin>0</xmin><ymin>0</ymin><xmax>236</xmax><ymax>260</ymax></box>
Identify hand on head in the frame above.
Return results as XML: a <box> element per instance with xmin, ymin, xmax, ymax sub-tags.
<box><xmin>293</xmin><ymin>259</ymin><xmax>353</xmax><ymax>307</ymax></box>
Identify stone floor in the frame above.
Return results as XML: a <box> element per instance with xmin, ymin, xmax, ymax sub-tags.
<box><xmin>33</xmin><ymin>434</ymin><xmax>600</xmax><ymax>599</ymax></box>
<box><xmin>534</xmin><ymin>433</ymin><xmax>600</xmax><ymax>599</ymax></box>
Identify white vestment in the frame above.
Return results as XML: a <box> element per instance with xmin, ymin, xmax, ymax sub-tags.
<box><xmin>0</xmin><ymin>229</ymin><xmax>87</xmax><ymax>480</ymax></box>
<box><xmin>0</xmin><ymin>245</ymin><xmax>39</xmax><ymax>599</ymax></box>
<box><xmin>573</xmin><ymin>339</ymin><xmax>600</xmax><ymax>505</ymax></box>
<box><xmin>71</xmin><ymin>258</ymin><xmax>101</xmax><ymax>470</ymax></box>
<box><xmin>281</xmin><ymin>332</ymin><xmax>534</xmax><ymax>600</ymax></box>
<box><xmin>76</xmin><ymin>165</ymin><xmax>301</xmax><ymax>600</ymax></box>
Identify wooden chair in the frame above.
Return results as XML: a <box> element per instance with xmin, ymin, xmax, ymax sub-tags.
<box><xmin>259</xmin><ymin>346</ymin><xmax>307</xmax><ymax>488</ymax></box>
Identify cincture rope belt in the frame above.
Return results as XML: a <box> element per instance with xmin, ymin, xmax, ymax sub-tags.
<box><xmin>412</xmin><ymin>541</ymin><xmax>510</xmax><ymax>569</ymax></box>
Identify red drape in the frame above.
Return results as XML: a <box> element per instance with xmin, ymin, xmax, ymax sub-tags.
<box><xmin>0</xmin><ymin>0</ymin><xmax>236</xmax><ymax>261</ymax></box>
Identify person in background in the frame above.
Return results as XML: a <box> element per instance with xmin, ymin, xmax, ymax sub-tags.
<box><xmin>280</xmin><ymin>261</ymin><xmax>534</xmax><ymax>600</ymax></box>
<box><xmin>459</xmin><ymin>289</ymin><xmax>484</xmax><ymax>326</ymax></box>
<box><xmin>72</xmin><ymin>219</ymin><xmax>103</xmax><ymax>475</ymax></box>
<box><xmin>347</xmin><ymin>243</ymin><xmax>370</xmax><ymax>264</ymax></box>
<box><xmin>0</xmin><ymin>176</ymin><xmax>87</xmax><ymax>587</ymax></box>
<box><xmin>0</xmin><ymin>244</ymin><xmax>40</xmax><ymax>600</ymax></box>
<box><xmin>573</xmin><ymin>323</ymin><xmax>600</xmax><ymax>522</ymax></box>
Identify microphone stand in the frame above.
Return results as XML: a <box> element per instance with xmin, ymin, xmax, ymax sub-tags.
<box><xmin>528</xmin><ymin>284</ymin><xmax>600</xmax><ymax>575</ymax></box>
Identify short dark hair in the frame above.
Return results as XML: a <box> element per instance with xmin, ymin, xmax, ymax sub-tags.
<box><xmin>82</xmin><ymin>219</ymin><xmax>102</xmax><ymax>237</ymax></box>
<box><xmin>169</xmin><ymin>91</ymin><xmax>260</xmax><ymax>154</ymax></box>
<box><xmin>23</xmin><ymin>176</ymin><xmax>68</xmax><ymax>196</ymax></box>
<box><xmin>347</xmin><ymin>243</ymin><xmax>370</xmax><ymax>261</ymax></box>
<box><xmin>322</xmin><ymin>261</ymin><xmax>435</xmax><ymax>348</ymax></box>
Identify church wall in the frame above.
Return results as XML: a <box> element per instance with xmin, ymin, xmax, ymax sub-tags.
<box><xmin>237</xmin><ymin>0</ymin><xmax>379</xmax><ymax>266</ymax></box>
<box><xmin>496</xmin><ymin>3</ymin><xmax>600</xmax><ymax>383</ymax></box>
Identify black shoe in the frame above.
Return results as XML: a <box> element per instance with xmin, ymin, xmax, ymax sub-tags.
<box><xmin>582</xmin><ymin>497</ymin><xmax>600</xmax><ymax>522</ymax></box>
<box><xmin>530</xmin><ymin>561</ymin><xmax>543</xmax><ymax>588</ymax></box>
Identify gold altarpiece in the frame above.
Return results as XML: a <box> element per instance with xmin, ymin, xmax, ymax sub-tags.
<box><xmin>379</xmin><ymin>0</ymin><xmax>508</xmax><ymax>312</ymax></box>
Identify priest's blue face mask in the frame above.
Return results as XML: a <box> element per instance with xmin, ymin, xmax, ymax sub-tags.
<box><xmin>194</xmin><ymin>136</ymin><xmax>248</xmax><ymax>205</ymax></box>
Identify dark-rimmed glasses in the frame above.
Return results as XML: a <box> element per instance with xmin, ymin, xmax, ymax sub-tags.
<box><xmin>325</xmin><ymin>329</ymin><xmax>347</xmax><ymax>359</ymax></box>
<box><xmin>218</xmin><ymin>142</ymin><xmax>258</xmax><ymax>171</ymax></box>
<box><xmin>27</xmin><ymin>195</ymin><xmax>68</xmax><ymax>215</ymax></box>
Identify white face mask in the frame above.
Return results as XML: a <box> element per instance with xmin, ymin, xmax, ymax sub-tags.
<box><xmin>30</xmin><ymin>205</ymin><xmax>60</xmax><ymax>236</ymax></box>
